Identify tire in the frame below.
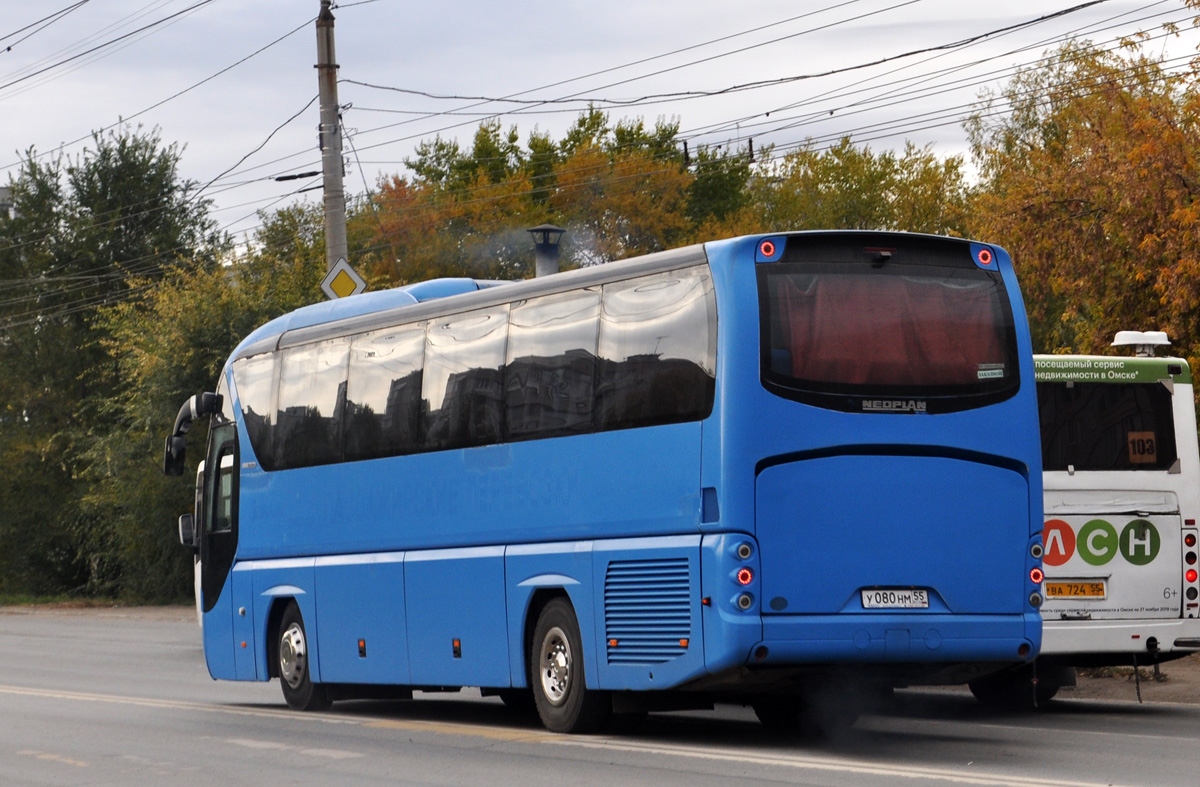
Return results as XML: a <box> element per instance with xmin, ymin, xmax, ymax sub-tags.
<box><xmin>277</xmin><ymin>601</ymin><xmax>331</xmax><ymax>711</ymax></box>
<box><xmin>530</xmin><ymin>597</ymin><xmax>610</xmax><ymax>733</ymax></box>
<box><xmin>755</xmin><ymin>685</ymin><xmax>862</xmax><ymax>736</ymax></box>
<box><xmin>969</xmin><ymin>664</ymin><xmax>1059</xmax><ymax>710</ymax></box>
<box><xmin>752</xmin><ymin>697</ymin><xmax>802</xmax><ymax>731</ymax></box>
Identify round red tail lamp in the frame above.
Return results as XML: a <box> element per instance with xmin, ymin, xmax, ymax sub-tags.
<box><xmin>977</xmin><ymin>248</ymin><xmax>993</xmax><ymax>266</ymax></box>
<box><xmin>759</xmin><ymin>240</ymin><xmax>776</xmax><ymax>257</ymax></box>
<box><xmin>736</xmin><ymin>568</ymin><xmax>754</xmax><ymax>586</ymax></box>
<box><xmin>1030</xmin><ymin>567</ymin><xmax>1044</xmax><ymax>584</ymax></box>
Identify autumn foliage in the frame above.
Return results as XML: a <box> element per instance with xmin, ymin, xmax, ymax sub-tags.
<box><xmin>967</xmin><ymin>41</ymin><xmax>1200</xmax><ymax>367</ymax></box>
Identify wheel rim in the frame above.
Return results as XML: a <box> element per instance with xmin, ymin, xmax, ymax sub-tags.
<box><xmin>539</xmin><ymin>625</ymin><xmax>572</xmax><ymax>706</ymax></box>
<box><xmin>280</xmin><ymin>622</ymin><xmax>308</xmax><ymax>690</ymax></box>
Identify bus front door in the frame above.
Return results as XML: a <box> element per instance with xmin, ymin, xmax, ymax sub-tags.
<box><xmin>199</xmin><ymin>421</ymin><xmax>240</xmax><ymax>679</ymax></box>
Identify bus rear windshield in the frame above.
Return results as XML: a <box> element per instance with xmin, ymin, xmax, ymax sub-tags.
<box><xmin>1038</xmin><ymin>381</ymin><xmax>1178</xmax><ymax>471</ymax></box>
<box><xmin>759</xmin><ymin>250</ymin><xmax>1018</xmax><ymax>413</ymax></box>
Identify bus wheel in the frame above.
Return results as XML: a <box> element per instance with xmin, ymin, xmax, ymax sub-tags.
<box><xmin>278</xmin><ymin>602</ymin><xmax>331</xmax><ymax>711</ymax></box>
<box><xmin>969</xmin><ymin>664</ymin><xmax>1061</xmax><ymax>710</ymax></box>
<box><xmin>530</xmin><ymin>598</ymin><xmax>610</xmax><ymax>733</ymax></box>
<box><xmin>752</xmin><ymin>697</ymin><xmax>802</xmax><ymax>731</ymax></box>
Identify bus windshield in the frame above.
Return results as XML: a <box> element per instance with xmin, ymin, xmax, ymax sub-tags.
<box><xmin>758</xmin><ymin>241</ymin><xmax>1018</xmax><ymax>413</ymax></box>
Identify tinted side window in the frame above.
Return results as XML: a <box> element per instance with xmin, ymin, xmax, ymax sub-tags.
<box><xmin>423</xmin><ymin>305</ymin><xmax>509</xmax><ymax>450</ymax></box>
<box><xmin>505</xmin><ymin>288</ymin><xmax>600</xmax><ymax>441</ymax></box>
<box><xmin>1038</xmin><ymin>381</ymin><xmax>1178</xmax><ymax>471</ymax></box>
<box><xmin>274</xmin><ymin>338</ymin><xmax>350</xmax><ymax>469</ymax></box>
<box><xmin>231</xmin><ymin>353</ymin><xmax>276</xmax><ymax>469</ymax></box>
<box><xmin>344</xmin><ymin>324</ymin><xmax>426</xmax><ymax>461</ymax></box>
<box><xmin>596</xmin><ymin>267</ymin><xmax>716</xmax><ymax>430</ymax></box>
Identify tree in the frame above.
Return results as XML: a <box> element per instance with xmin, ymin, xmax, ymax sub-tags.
<box><xmin>966</xmin><ymin>41</ymin><xmax>1200</xmax><ymax>362</ymax></box>
<box><xmin>0</xmin><ymin>126</ymin><xmax>226</xmax><ymax>598</ymax></box>
<box><xmin>695</xmin><ymin>137</ymin><xmax>969</xmax><ymax>240</ymax></box>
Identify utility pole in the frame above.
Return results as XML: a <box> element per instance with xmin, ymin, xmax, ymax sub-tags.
<box><xmin>316</xmin><ymin>0</ymin><xmax>348</xmax><ymax>272</ymax></box>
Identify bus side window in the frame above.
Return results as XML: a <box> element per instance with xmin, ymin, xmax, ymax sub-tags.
<box><xmin>274</xmin><ymin>338</ymin><xmax>351</xmax><ymax>469</ymax></box>
<box><xmin>344</xmin><ymin>324</ymin><xmax>426</xmax><ymax>461</ymax></box>
<box><xmin>505</xmin><ymin>288</ymin><xmax>600</xmax><ymax>441</ymax></box>
<box><xmin>212</xmin><ymin>450</ymin><xmax>235</xmax><ymax>533</ymax></box>
<box><xmin>231</xmin><ymin>354</ymin><xmax>276</xmax><ymax>470</ymax></box>
<box><xmin>423</xmin><ymin>305</ymin><xmax>509</xmax><ymax>451</ymax></box>
<box><xmin>596</xmin><ymin>267</ymin><xmax>716</xmax><ymax>431</ymax></box>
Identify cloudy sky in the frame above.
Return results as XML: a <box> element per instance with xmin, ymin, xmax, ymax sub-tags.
<box><xmin>2</xmin><ymin>0</ymin><xmax>1198</xmax><ymax>243</ymax></box>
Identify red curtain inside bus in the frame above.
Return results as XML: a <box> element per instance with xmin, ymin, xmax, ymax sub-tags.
<box><xmin>770</xmin><ymin>271</ymin><xmax>1008</xmax><ymax>389</ymax></box>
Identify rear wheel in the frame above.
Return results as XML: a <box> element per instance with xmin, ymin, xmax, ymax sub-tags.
<box><xmin>277</xmin><ymin>602</ymin><xmax>331</xmax><ymax>711</ymax></box>
<box><xmin>752</xmin><ymin>697</ymin><xmax>802</xmax><ymax>731</ymax></box>
<box><xmin>754</xmin><ymin>686</ymin><xmax>862</xmax><ymax>736</ymax></box>
<box><xmin>530</xmin><ymin>597</ymin><xmax>611</xmax><ymax>733</ymax></box>
<box><xmin>969</xmin><ymin>663</ymin><xmax>1062</xmax><ymax>710</ymax></box>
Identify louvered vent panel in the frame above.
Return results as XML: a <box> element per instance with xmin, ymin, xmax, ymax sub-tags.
<box><xmin>604</xmin><ymin>558</ymin><xmax>691</xmax><ymax>664</ymax></box>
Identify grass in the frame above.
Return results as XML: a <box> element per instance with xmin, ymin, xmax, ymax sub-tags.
<box><xmin>1077</xmin><ymin>665</ymin><xmax>1169</xmax><ymax>683</ymax></box>
<box><xmin>0</xmin><ymin>595</ymin><xmax>119</xmax><ymax>608</ymax></box>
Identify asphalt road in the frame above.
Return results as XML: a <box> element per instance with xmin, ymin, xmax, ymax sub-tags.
<box><xmin>1</xmin><ymin>606</ymin><xmax>1196</xmax><ymax>786</ymax></box>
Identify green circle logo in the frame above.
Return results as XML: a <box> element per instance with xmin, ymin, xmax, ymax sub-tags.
<box><xmin>1077</xmin><ymin>519</ymin><xmax>1118</xmax><ymax>566</ymax></box>
<box><xmin>1120</xmin><ymin>519</ymin><xmax>1160</xmax><ymax>566</ymax></box>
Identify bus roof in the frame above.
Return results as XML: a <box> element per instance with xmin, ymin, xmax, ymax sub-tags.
<box><xmin>1033</xmin><ymin>354</ymin><xmax>1192</xmax><ymax>385</ymax></box>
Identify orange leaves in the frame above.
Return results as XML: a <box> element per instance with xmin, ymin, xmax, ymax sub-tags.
<box><xmin>967</xmin><ymin>41</ymin><xmax>1200</xmax><ymax>361</ymax></box>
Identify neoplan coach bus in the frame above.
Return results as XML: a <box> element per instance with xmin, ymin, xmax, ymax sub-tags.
<box><xmin>165</xmin><ymin>231</ymin><xmax>1045</xmax><ymax>733</ymax></box>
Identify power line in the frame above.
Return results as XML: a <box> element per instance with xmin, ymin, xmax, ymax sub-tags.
<box><xmin>0</xmin><ymin>1</ymin><xmax>91</xmax><ymax>53</ymax></box>
<box><xmin>0</xmin><ymin>0</ymin><xmax>217</xmax><ymax>94</ymax></box>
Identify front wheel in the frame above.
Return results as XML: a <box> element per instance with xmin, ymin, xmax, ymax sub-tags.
<box><xmin>530</xmin><ymin>597</ymin><xmax>610</xmax><ymax>733</ymax></box>
<box><xmin>277</xmin><ymin>602</ymin><xmax>331</xmax><ymax>711</ymax></box>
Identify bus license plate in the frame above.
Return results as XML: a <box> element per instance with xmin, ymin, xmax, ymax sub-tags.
<box><xmin>1044</xmin><ymin>580</ymin><xmax>1106</xmax><ymax>599</ymax></box>
<box><xmin>861</xmin><ymin>589</ymin><xmax>929</xmax><ymax>609</ymax></box>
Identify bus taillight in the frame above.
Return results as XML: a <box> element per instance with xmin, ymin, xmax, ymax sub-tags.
<box><xmin>1186</xmin><ymin>533</ymin><xmax>1197</xmax><ymax>548</ymax></box>
<box><xmin>737</xmin><ymin>568</ymin><xmax>754</xmax><ymax>586</ymax></box>
<box><xmin>1187</xmin><ymin>569</ymin><xmax>1198</xmax><ymax>584</ymax></box>
<box><xmin>1030</xmin><ymin>567</ymin><xmax>1044</xmax><ymax>584</ymax></box>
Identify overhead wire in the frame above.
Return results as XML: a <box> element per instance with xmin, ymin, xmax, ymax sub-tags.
<box><xmin>4</xmin><ymin>0</ymin><xmax>1195</xmax><ymax>326</ymax></box>
<box><xmin>0</xmin><ymin>0</ymin><xmax>217</xmax><ymax>94</ymax></box>
<box><xmin>0</xmin><ymin>1</ymin><xmax>92</xmax><ymax>54</ymax></box>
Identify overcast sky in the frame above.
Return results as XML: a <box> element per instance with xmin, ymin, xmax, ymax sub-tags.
<box><xmin>2</xmin><ymin>0</ymin><xmax>1198</xmax><ymax>244</ymax></box>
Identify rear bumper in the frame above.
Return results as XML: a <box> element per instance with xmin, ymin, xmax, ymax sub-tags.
<box><xmin>1041</xmin><ymin>617</ymin><xmax>1200</xmax><ymax>656</ymax></box>
<box><xmin>753</xmin><ymin>612</ymin><xmax>1041</xmax><ymax>665</ymax></box>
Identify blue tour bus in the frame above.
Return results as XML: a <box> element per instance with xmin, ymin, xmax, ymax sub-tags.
<box><xmin>165</xmin><ymin>231</ymin><xmax>1045</xmax><ymax>733</ymax></box>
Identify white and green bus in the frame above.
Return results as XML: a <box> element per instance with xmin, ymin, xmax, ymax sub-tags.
<box><xmin>973</xmin><ymin>331</ymin><xmax>1200</xmax><ymax>706</ymax></box>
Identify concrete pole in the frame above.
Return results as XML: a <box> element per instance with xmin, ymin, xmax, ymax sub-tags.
<box><xmin>317</xmin><ymin>0</ymin><xmax>348</xmax><ymax>271</ymax></box>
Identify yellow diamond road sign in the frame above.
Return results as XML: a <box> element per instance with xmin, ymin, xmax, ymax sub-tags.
<box><xmin>321</xmin><ymin>257</ymin><xmax>367</xmax><ymax>300</ymax></box>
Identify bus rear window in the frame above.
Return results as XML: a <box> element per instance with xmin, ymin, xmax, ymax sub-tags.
<box><xmin>1038</xmin><ymin>381</ymin><xmax>1178</xmax><ymax>471</ymax></box>
<box><xmin>759</xmin><ymin>245</ymin><xmax>1019</xmax><ymax>413</ymax></box>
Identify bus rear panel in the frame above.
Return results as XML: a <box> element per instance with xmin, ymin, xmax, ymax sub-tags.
<box><xmin>1036</xmin><ymin>351</ymin><xmax>1200</xmax><ymax>663</ymax></box>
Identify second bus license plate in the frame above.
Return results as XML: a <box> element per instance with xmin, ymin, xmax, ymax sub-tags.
<box><xmin>861</xmin><ymin>589</ymin><xmax>929</xmax><ymax>609</ymax></box>
<box><xmin>1044</xmin><ymin>580</ymin><xmax>1106</xmax><ymax>599</ymax></box>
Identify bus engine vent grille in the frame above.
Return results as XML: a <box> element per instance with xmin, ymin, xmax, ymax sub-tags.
<box><xmin>604</xmin><ymin>558</ymin><xmax>691</xmax><ymax>664</ymax></box>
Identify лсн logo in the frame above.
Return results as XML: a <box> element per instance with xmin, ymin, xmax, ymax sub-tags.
<box><xmin>1042</xmin><ymin>518</ymin><xmax>1160</xmax><ymax>567</ymax></box>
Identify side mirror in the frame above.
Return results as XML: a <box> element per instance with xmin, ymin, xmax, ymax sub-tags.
<box><xmin>163</xmin><ymin>392</ymin><xmax>222</xmax><ymax>476</ymax></box>
<box><xmin>164</xmin><ymin>434</ymin><xmax>187</xmax><ymax>476</ymax></box>
<box><xmin>178</xmin><ymin>513</ymin><xmax>197</xmax><ymax>552</ymax></box>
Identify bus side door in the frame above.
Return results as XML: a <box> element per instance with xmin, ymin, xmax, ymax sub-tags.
<box><xmin>200</xmin><ymin>421</ymin><xmax>240</xmax><ymax>679</ymax></box>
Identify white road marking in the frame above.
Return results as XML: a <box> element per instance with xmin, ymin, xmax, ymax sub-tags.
<box><xmin>0</xmin><ymin>684</ymin><xmax>1170</xmax><ymax>786</ymax></box>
